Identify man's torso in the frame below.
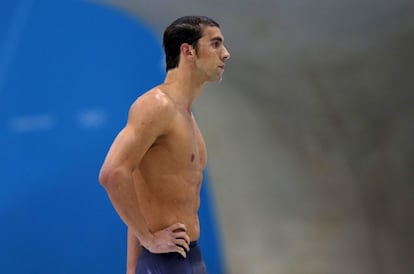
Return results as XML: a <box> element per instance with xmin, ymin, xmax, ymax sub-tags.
<box><xmin>133</xmin><ymin>89</ymin><xmax>207</xmax><ymax>241</ymax></box>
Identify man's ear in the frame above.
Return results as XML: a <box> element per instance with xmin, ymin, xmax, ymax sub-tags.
<box><xmin>180</xmin><ymin>43</ymin><xmax>194</xmax><ymax>57</ymax></box>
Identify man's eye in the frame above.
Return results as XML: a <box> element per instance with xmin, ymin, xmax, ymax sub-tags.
<box><xmin>212</xmin><ymin>42</ymin><xmax>220</xmax><ymax>48</ymax></box>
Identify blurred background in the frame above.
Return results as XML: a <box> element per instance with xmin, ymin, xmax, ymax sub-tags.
<box><xmin>1</xmin><ymin>0</ymin><xmax>413</xmax><ymax>273</ymax></box>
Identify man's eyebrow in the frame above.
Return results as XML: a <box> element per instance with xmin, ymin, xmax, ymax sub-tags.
<box><xmin>210</xmin><ymin>36</ymin><xmax>223</xmax><ymax>43</ymax></box>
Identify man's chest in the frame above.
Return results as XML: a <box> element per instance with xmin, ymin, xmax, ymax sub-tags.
<box><xmin>163</xmin><ymin>112</ymin><xmax>207</xmax><ymax>168</ymax></box>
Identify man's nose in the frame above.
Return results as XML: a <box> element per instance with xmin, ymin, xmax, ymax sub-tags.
<box><xmin>222</xmin><ymin>47</ymin><xmax>230</xmax><ymax>61</ymax></box>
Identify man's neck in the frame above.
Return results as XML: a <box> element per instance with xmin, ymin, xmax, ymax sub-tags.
<box><xmin>161</xmin><ymin>68</ymin><xmax>205</xmax><ymax>112</ymax></box>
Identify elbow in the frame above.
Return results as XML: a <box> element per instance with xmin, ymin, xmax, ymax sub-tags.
<box><xmin>98</xmin><ymin>166</ymin><xmax>112</xmax><ymax>188</ymax></box>
<box><xmin>98</xmin><ymin>167</ymin><xmax>110</xmax><ymax>188</ymax></box>
<box><xmin>99</xmin><ymin>166</ymin><xmax>126</xmax><ymax>189</ymax></box>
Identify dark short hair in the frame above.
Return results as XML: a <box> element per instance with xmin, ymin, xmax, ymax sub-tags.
<box><xmin>163</xmin><ymin>16</ymin><xmax>220</xmax><ymax>71</ymax></box>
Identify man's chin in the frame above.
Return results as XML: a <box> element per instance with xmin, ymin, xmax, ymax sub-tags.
<box><xmin>208</xmin><ymin>75</ymin><xmax>223</xmax><ymax>84</ymax></box>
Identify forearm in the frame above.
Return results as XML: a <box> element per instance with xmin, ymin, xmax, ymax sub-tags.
<box><xmin>126</xmin><ymin>227</ymin><xmax>142</xmax><ymax>274</ymax></box>
<box><xmin>101</xmin><ymin>170</ymin><xmax>153</xmax><ymax>244</ymax></box>
<box><xmin>101</xmin><ymin>168</ymin><xmax>191</xmax><ymax>258</ymax></box>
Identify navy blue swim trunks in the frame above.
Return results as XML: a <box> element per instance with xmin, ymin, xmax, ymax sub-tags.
<box><xmin>136</xmin><ymin>241</ymin><xmax>208</xmax><ymax>274</ymax></box>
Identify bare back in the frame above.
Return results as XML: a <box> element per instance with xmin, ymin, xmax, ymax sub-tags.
<box><xmin>131</xmin><ymin>88</ymin><xmax>207</xmax><ymax>241</ymax></box>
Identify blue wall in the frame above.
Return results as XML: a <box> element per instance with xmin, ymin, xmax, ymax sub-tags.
<box><xmin>0</xmin><ymin>1</ymin><xmax>225</xmax><ymax>273</ymax></box>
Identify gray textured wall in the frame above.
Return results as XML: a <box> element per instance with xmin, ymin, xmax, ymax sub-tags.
<box><xmin>93</xmin><ymin>1</ymin><xmax>414</xmax><ymax>273</ymax></box>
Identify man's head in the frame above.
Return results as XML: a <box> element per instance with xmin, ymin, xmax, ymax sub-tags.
<box><xmin>163</xmin><ymin>16</ymin><xmax>221</xmax><ymax>71</ymax></box>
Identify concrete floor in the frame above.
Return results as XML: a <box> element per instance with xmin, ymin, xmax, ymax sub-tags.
<box><xmin>93</xmin><ymin>1</ymin><xmax>414</xmax><ymax>273</ymax></box>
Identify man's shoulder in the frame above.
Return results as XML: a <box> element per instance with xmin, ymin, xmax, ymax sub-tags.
<box><xmin>132</xmin><ymin>88</ymin><xmax>175</xmax><ymax>111</ymax></box>
<box><xmin>128</xmin><ymin>87</ymin><xmax>176</xmax><ymax>124</ymax></box>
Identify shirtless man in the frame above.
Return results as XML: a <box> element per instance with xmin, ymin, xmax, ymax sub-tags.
<box><xmin>98</xmin><ymin>16</ymin><xmax>230</xmax><ymax>274</ymax></box>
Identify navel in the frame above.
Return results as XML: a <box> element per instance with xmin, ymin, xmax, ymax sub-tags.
<box><xmin>191</xmin><ymin>153</ymin><xmax>195</xmax><ymax>162</ymax></box>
